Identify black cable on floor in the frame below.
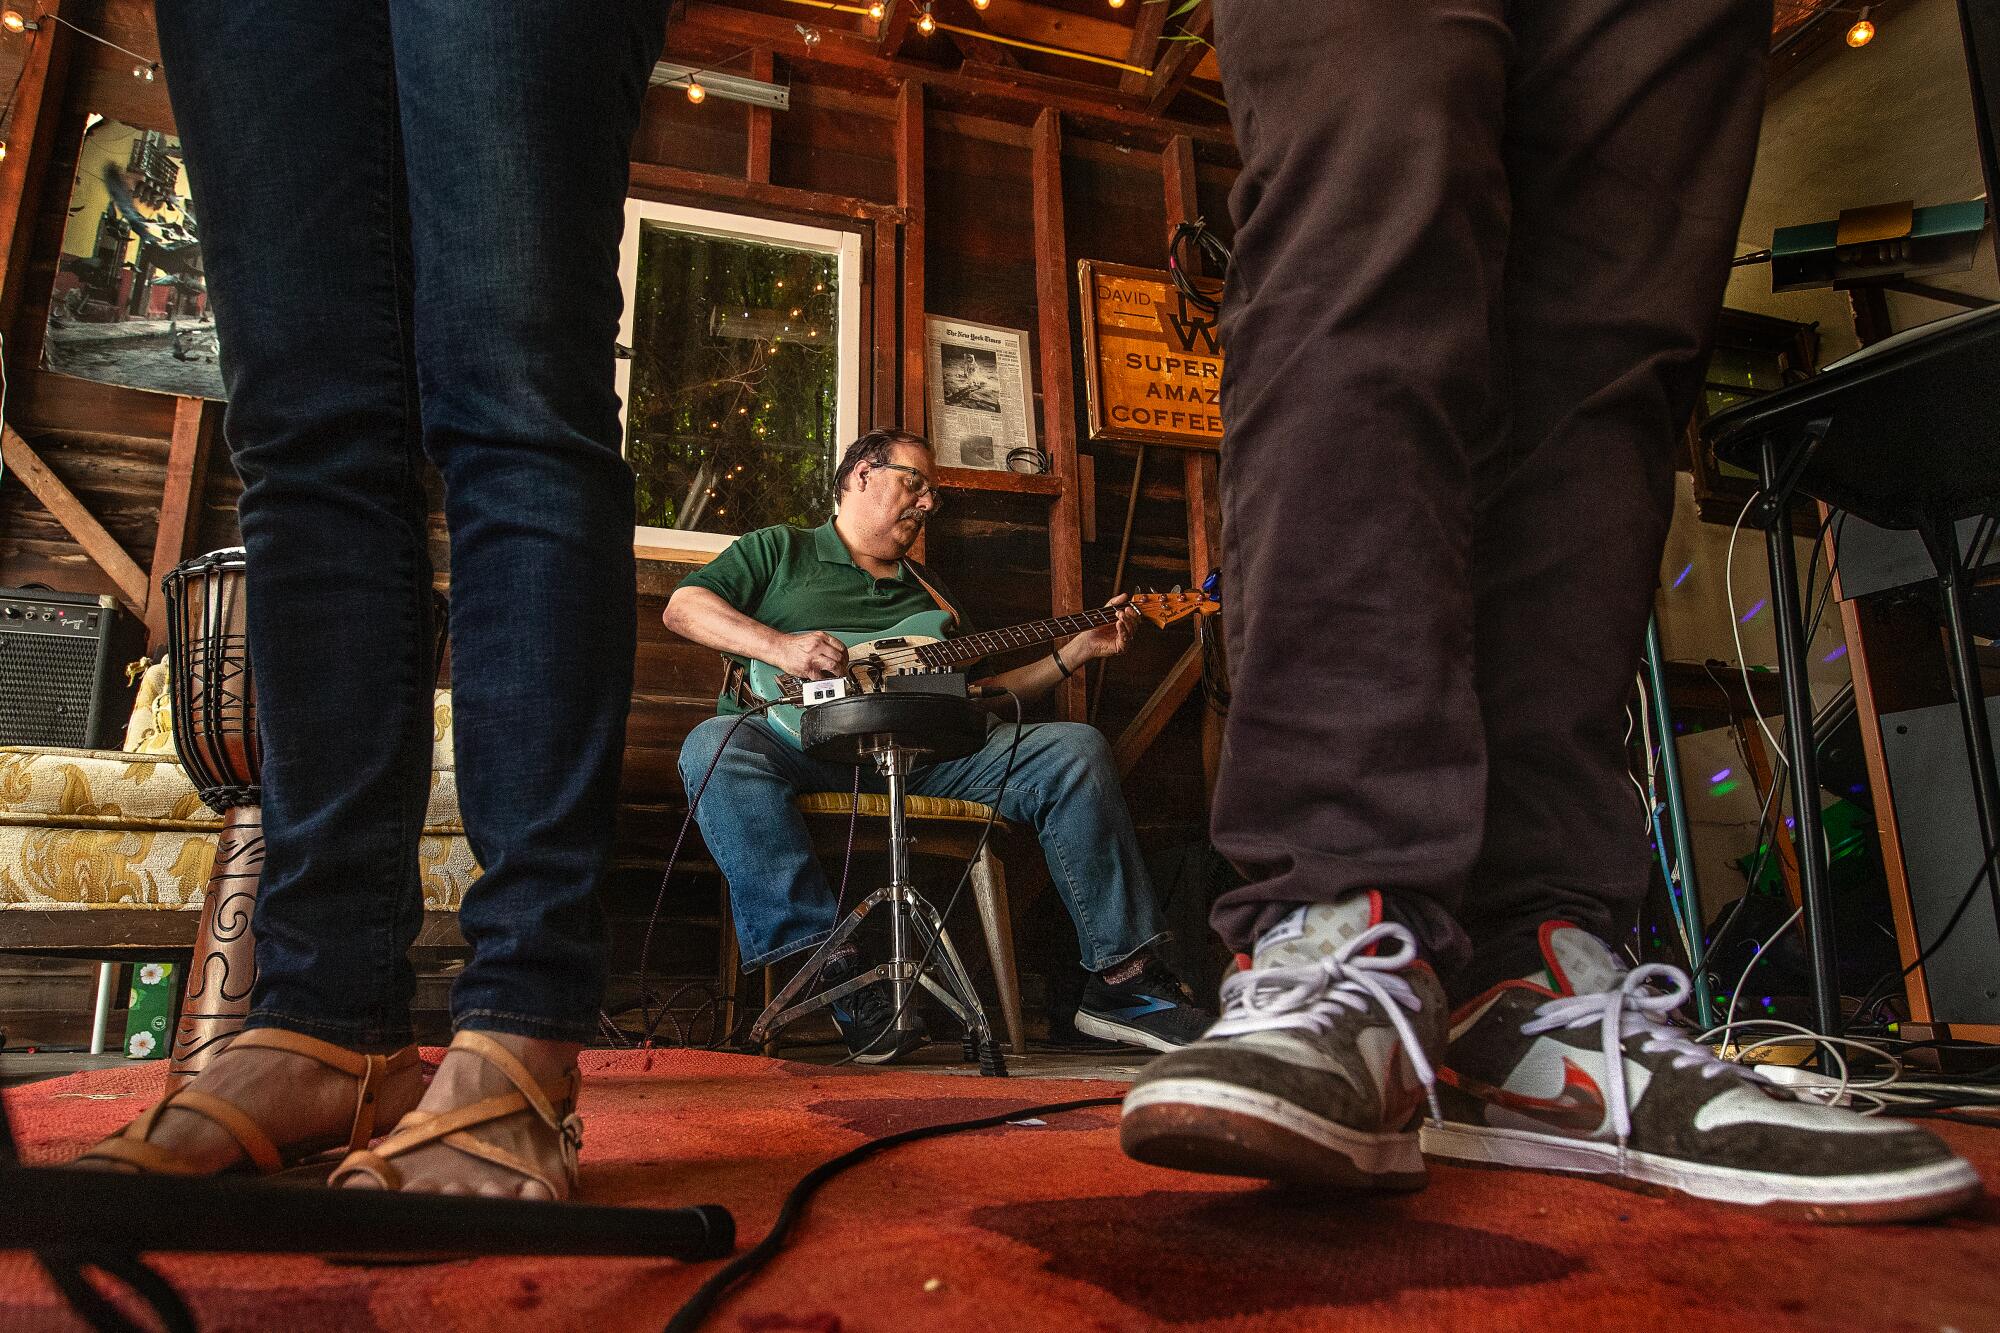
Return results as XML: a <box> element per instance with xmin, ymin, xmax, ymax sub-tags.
<box><xmin>37</xmin><ymin>1249</ymin><xmax>197</xmax><ymax>1333</ymax></box>
<box><xmin>661</xmin><ymin>1094</ymin><xmax>1122</xmax><ymax>1333</ymax></box>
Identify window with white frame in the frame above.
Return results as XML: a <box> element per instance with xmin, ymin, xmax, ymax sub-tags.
<box><xmin>617</xmin><ymin>199</ymin><xmax>863</xmax><ymax>556</ymax></box>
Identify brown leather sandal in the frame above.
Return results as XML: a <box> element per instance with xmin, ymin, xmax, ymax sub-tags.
<box><xmin>75</xmin><ymin>1029</ymin><xmax>419</xmax><ymax>1176</ymax></box>
<box><xmin>328</xmin><ymin>1030</ymin><xmax>583</xmax><ymax>1200</ymax></box>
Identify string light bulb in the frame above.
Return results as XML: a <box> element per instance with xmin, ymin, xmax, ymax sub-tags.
<box><xmin>1108</xmin><ymin>0</ymin><xmax>1125</xmax><ymax>7</ymax></box>
<box><xmin>917</xmin><ymin>6</ymin><xmax>936</xmax><ymax>35</ymax></box>
<box><xmin>867</xmin><ymin>1</ymin><xmax>884</xmax><ymax>18</ymax></box>
<box><xmin>684</xmin><ymin>78</ymin><xmax>706</xmax><ymax>103</ymax></box>
<box><xmin>0</xmin><ymin>142</ymin><xmax>8</xmax><ymax>162</ymax></box>
<box><xmin>1</xmin><ymin>10</ymin><xmax>32</xmax><ymax>34</ymax></box>
<box><xmin>971</xmin><ymin>0</ymin><xmax>990</xmax><ymax>8</ymax></box>
<box><xmin>1846</xmin><ymin>7</ymin><xmax>1874</xmax><ymax>46</ymax></box>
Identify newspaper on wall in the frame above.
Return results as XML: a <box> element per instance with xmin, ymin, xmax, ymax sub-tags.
<box><xmin>923</xmin><ymin>315</ymin><xmax>1038</xmax><ymax>472</ymax></box>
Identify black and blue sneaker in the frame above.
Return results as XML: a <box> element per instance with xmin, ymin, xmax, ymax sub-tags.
<box><xmin>1075</xmin><ymin>957</ymin><xmax>1215</xmax><ymax>1053</ymax></box>
<box><xmin>822</xmin><ymin>949</ymin><xmax>929</xmax><ymax>1065</ymax></box>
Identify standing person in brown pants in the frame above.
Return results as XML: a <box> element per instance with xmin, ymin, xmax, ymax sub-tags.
<box><xmin>1119</xmin><ymin>0</ymin><xmax>1982</xmax><ymax>1219</ymax></box>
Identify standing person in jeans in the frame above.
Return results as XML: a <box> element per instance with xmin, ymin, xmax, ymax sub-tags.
<box><xmin>75</xmin><ymin>2</ymin><xmax>666</xmax><ymax>1201</ymax></box>
<box><xmin>1119</xmin><ymin>0</ymin><xmax>1982</xmax><ymax>1219</ymax></box>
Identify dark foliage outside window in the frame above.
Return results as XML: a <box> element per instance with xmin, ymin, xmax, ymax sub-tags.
<box><xmin>626</xmin><ymin>222</ymin><xmax>841</xmax><ymax>535</ymax></box>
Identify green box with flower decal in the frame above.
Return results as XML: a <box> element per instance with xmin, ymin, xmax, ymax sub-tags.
<box><xmin>122</xmin><ymin>962</ymin><xmax>175</xmax><ymax>1060</ymax></box>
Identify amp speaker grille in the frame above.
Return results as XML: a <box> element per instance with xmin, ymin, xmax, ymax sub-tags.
<box><xmin>0</xmin><ymin>630</ymin><xmax>104</xmax><ymax>747</ymax></box>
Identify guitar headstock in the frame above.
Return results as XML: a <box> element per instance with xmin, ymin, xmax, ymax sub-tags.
<box><xmin>1128</xmin><ymin>587</ymin><xmax>1221</xmax><ymax>628</ymax></box>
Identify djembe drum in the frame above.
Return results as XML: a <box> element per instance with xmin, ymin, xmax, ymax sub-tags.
<box><xmin>163</xmin><ymin>550</ymin><xmax>447</xmax><ymax>1084</ymax></box>
<box><xmin>162</xmin><ymin>549</ymin><xmax>261</xmax><ymax>1084</ymax></box>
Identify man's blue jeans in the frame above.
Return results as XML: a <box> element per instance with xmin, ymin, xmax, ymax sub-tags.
<box><xmin>680</xmin><ymin>716</ymin><xmax>1168</xmax><ymax>972</ymax></box>
<box><xmin>153</xmin><ymin>1</ymin><xmax>666</xmax><ymax>1047</ymax></box>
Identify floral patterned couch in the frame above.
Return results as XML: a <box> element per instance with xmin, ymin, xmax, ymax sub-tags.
<box><xmin>0</xmin><ymin>663</ymin><xmax>476</xmax><ymax>953</ymax></box>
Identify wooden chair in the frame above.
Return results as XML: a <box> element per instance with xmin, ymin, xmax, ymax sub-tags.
<box><xmin>715</xmin><ymin>793</ymin><xmax>1031</xmax><ymax>1055</ymax></box>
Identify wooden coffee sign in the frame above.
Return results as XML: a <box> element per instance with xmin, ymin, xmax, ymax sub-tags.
<box><xmin>1078</xmin><ymin>259</ymin><xmax>1226</xmax><ymax>450</ymax></box>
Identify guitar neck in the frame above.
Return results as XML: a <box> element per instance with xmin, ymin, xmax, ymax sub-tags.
<box><xmin>918</xmin><ymin>607</ymin><xmax>1122</xmax><ymax>668</ymax></box>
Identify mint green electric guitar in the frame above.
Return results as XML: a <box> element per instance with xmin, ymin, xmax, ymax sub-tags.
<box><xmin>746</xmin><ymin>589</ymin><xmax>1218</xmax><ymax>747</ymax></box>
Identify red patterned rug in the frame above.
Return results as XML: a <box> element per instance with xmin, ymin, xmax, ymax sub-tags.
<box><xmin>3</xmin><ymin>1049</ymin><xmax>1996</xmax><ymax>1331</ymax></box>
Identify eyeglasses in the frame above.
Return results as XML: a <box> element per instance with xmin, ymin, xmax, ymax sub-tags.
<box><xmin>869</xmin><ymin>461</ymin><xmax>945</xmax><ymax>510</ymax></box>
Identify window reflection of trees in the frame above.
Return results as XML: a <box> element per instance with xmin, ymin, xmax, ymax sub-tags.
<box><xmin>628</xmin><ymin>223</ymin><xmax>841</xmax><ymax>536</ymax></box>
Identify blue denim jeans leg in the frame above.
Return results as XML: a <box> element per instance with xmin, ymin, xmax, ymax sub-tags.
<box><xmin>681</xmin><ymin>716</ymin><xmax>1168</xmax><ymax>972</ymax></box>
<box><xmin>153</xmin><ymin>0</ymin><xmax>667</xmax><ymax>1046</ymax></box>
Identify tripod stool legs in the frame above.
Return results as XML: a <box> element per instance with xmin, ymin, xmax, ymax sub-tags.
<box><xmin>748</xmin><ymin>885</ymin><xmax>1008</xmax><ymax>1074</ymax></box>
<box><xmin>749</xmin><ymin>738</ymin><xmax>1010</xmax><ymax>1074</ymax></box>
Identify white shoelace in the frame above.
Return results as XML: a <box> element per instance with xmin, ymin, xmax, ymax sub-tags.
<box><xmin>1519</xmin><ymin>962</ymin><xmax>1751</xmax><ymax>1149</ymax></box>
<box><xmin>1209</xmin><ymin>921</ymin><xmax>1443</xmax><ymax>1124</ymax></box>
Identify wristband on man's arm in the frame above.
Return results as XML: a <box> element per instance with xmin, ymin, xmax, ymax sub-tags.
<box><xmin>1051</xmin><ymin>644</ymin><xmax>1073</xmax><ymax>679</ymax></box>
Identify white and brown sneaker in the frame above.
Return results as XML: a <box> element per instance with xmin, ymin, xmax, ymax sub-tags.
<box><xmin>1425</xmin><ymin>922</ymin><xmax>1983</xmax><ymax>1223</ymax></box>
<box><xmin>1119</xmin><ymin>892</ymin><xmax>1445</xmax><ymax>1191</ymax></box>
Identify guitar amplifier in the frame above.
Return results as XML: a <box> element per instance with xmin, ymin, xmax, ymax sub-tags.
<box><xmin>0</xmin><ymin>589</ymin><xmax>146</xmax><ymax>749</ymax></box>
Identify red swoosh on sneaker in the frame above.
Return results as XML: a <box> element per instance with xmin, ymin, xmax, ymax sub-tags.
<box><xmin>1448</xmin><ymin>1056</ymin><xmax>1607</xmax><ymax>1134</ymax></box>
<box><xmin>1381</xmin><ymin>1064</ymin><xmax>1428</xmax><ymax>1129</ymax></box>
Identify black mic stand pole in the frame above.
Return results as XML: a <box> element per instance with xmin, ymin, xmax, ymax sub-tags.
<box><xmin>0</xmin><ymin>1078</ymin><xmax>734</xmax><ymax>1266</ymax></box>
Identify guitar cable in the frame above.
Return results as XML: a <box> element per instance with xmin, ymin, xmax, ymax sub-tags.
<box><xmin>660</xmin><ymin>1090</ymin><xmax>1118</xmax><ymax>1333</ymax></box>
<box><xmin>629</xmin><ymin>699</ymin><xmax>775</xmax><ymax>1050</ymax></box>
<box><xmin>1167</xmin><ymin>219</ymin><xmax>1231</xmax><ymax>314</ymax></box>
<box><xmin>609</xmin><ymin>741</ymin><xmax>860</xmax><ymax>1052</ymax></box>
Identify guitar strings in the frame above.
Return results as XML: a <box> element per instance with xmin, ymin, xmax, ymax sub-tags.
<box><xmin>785</xmin><ymin>615</ymin><xmax>1118</xmax><ymax>677</ymax></box>
<box><xmin>782</xmin><ymin>596</ymin><xmax>1195</xmax><ymax>686</ymax></box>
<box><xmin>836</xmin><ymin>606</ymin><xmax>1132</xmax><ymax>669</ymax></box>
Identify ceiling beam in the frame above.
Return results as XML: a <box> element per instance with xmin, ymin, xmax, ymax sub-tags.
<box><xmin>1145</xmin><ymin>0</ymin><xmax>1213</xmax><ymax>116</ymax></box>
<box><xmin>0</xmin><ymin>427</ymin><xmax>150</xmax><ymax>617</ymax></box>
<box><xmin>877</xmin><ymin>0</ymin><xmax>918</xmax><ymax>57</ymax></box>
<box><xmin>982</xmin><ymin>2</ymin><xmax>1133</xmax><ymax>59</ymax></box>
<box><xmin>1119</xmin><ymin>0</ymin><xmax>1170</xmax><ymax>96</ymax></box>
<box><xmin>674</xmin><ymin>3</ymin><xmax>1234</xmax><ymax>150</ymax></box>
<box><xmin>931</xmin><ymin>0</ymin><xmax>1019</xmax><ymax>66</ymax></box>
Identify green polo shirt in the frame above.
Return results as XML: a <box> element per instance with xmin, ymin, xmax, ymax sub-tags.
<box><xmin>677</xmin><ymin>521</ymin><xmax>954</xmax><ymax>715</ymax></box>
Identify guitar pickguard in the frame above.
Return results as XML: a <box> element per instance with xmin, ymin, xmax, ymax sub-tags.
<box><xmin>774</xmin><ymin>634</ymin><xmax>942</xmax><ymax>702</ymax></box>
<box><xmin>844</xmin><ymin>634</ymin><xmax>939</xmax><ymax>694</ymax></box>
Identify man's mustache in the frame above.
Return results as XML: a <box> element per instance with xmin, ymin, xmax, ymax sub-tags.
<box><xmin>899</xmin><ymin>508</ymin><xmax>929</xmax><ymax>525</ymax></box>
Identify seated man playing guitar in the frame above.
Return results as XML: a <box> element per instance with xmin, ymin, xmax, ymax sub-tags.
<box><xmin>665</xmin><ymin>429</ymin><xmax>1212</xmax><ymax>1063</ymax></box>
